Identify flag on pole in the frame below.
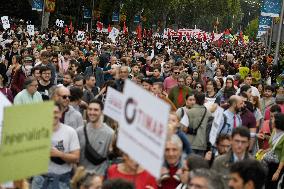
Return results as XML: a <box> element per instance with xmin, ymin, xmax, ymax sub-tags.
<box><xmin>108</xmin><ymin>24</ymin><xmax>111</xmax><ymax>33</ymax></box>
<box><xmin>70</xmin><ymin>20</ymin><xmax>74</xmax><ymax>33</ymax></box>
<box><xmin>123</xmin><ymin>22</ymin><xmax>127</xmax><ymax>34</ymax></box>
<box><xmin>136</xmin><ymin>24</ymin><xmax>142</xmax><ymax>41</ymax></box>
<box><xmin>97</xmin><ymin>21</ymin><xmax>103</xmax><ymax>32</ymax></box>
<box><xmin>64</xmin><ymin>25</ymin><xmax>69</xmax><ymax>34</ymax></box>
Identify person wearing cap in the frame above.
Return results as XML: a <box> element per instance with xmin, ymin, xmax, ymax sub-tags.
<box><xmin>14</xmin><ymin>77</ymin><xmax>43</xmax><ymax>105</ymax></box>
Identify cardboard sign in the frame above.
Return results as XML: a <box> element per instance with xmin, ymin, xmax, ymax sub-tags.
<box><xmin>55</xmin><ymin>19</ymin><xmax>64</xmax><ymax>28</ymax></box>
<box><xmin>0</xmin><ymin>102</ymin><xmax>54</xmax><ymax>183</ymax></box>
<box><xmin>1</xmin><ymin>16</ymin><xmax>10</xmax><ymax>30</ymax></box>
<box><xmin>76</xmin><ymin>31</ymin><xmax>85</xmax><ymax>41</ymax></box>
<box><xmin>117</xmin><ymin>80</ymin><xmax>170</xmax><ymax>178</ymax></box>
<box><xmin>27</xmin><ymin>25</ymin><xmax>35</xmax><ymax>36</ymax></box>
<box><xmin>209</xmin><ymin>106</ymin><xmax>224</xmax><ymax>145</ymax></box>
<box><xmin>108</xmin><ymin>27</ymin><xmax>119</xmax><ymax>43</ymax></box>
<box><xmin>103</xmin><ymin>87</ymin><xmax>124</xmax><ymax>122</ymax></box>
<box><xmin>0</xmin><ymin>93</ymin><xmax>12</xmax><ymax>145</ymax></box>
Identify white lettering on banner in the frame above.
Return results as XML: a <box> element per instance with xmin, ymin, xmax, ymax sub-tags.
<box><xmin>103</xmin><ymin>87</ymin><xmax>124</xmax><ymax>122</ymax></box>
<box><xmin>117</xmin><ymin>80</ymin><xmax>170</xmax><ymax>178</ymax></box>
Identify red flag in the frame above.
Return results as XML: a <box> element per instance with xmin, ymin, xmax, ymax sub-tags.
<box><xmin>198</xmin><ymin>32</ymin><xmax>201</xmax><ymax>41</ymax></box>
<box><xmin>136</xmin><ymin>24</ymin><xmax>142</xmax><ymax>41</ymax></box>
<box><xmin>123</xmin><ymin>22</ymin><xmax>127</xmax><ymax>34</ymax></box>
<box><xmin>96</xmin><ymin>21</ymin><xmax>103</xmax><ymax>32</ymax></box>
<box><xmin>64</xmin><ymin>25</ymin><xmax>69</xmax><ymax>34</ymax></box>
<box><xmin>211</xmin><ymin>32</ymin><xmax>214</xmax><ymax>41</ymax></box>
<box><xmin>69</xmin><ymin>20</ymin><xmax>74</xmax><ymax>33</ymax></box>
<box><xmin>178</xmin><ymin>32</ymin><xmax>183</xmax><ymax>41</ymax></box>
<box><xmin>108</xmin><ymin>24</ymin><xmax>111</xmax><ymax>33</ymax></box>
<box><xmin>143</xmin><ymin>29</ymin><xmax>147</xmax><ymax>38</ymax></box>
<box><xmin>239</xmin><ymin>31</ymin><xmax>244</xmax><ymax>43</ymax></box>
<box><xmin>203</xmin><ymin>33</ymin><xmax>207</xmax><ymax>42</ymax></box>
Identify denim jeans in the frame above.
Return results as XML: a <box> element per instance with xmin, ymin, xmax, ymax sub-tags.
<box><xmin>31</xmin><ymin>173</ymin><xmax>71</xmax><ymax>189</ymax></box>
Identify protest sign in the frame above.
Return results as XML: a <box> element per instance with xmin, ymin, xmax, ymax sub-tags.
<box><xmin>0</xmin><ymin>102</ymin><xmax>54</xmax><ymax>183</ymax></box>
<box><xmin>27</xmin><ymin>25</ymin><xmax>35</xmax><ymax>36</ymax></box>
<box><xmin>117</xmin><ymin>80</ymin><xmax>170</xmax><ymax>178</ymax></box>
<box><xmin>0</xmin><ymin>93</ymin><xmax>12</xmax><ymax>145</ymax></box>
<box><xmin>209</xmin><ymin>106</ymin><xmax>224</xmax><ymax>145</ymax></box>
<box><xmin>1</xmin><ymin>16</ymin><xmax>10</xmax><ymax>30</ymax></box>
<box><xmin>56</xmin><ymin>19</ymin><xmax>64</xmax><ymax>28</ymax></box>
<box><xmin>76</xmin><ymin>31</ymin><xmax>85</xmax><ymax>41</ymax></box>
<box><xmin>103</xmin><ymin>87</ymin><xmax>124</xmax><ymax>122</ymax></box>
<box><xmin>108</xmin><ymin>27</ymin><xmax>119</xmax><ymax>43</ymax></box>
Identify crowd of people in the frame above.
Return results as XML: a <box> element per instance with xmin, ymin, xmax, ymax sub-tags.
<box><xmin>0</xmin><ymin>20</ymin><xmax>284</xmax><ymax>189</ymax></box>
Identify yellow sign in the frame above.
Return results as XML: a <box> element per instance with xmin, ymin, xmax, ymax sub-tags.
<box><xmin>0</xmin><ymin>102</ymin><xmax>54</xmax><ymax>183</ymax></box>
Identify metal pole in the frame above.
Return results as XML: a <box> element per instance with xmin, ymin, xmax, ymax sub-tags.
<box><xmin>268</xmin><ymin>26</ymin><xmax>273</xmax><ymax>53</ymax></box>
<box><xmin>90</xmin><ymin>0</ymin><xmax>95</xmax><ymax>33</ymax></box>
<box><xmin>41</xmin><ymin>0</ymin><xmax>46</xmax><ymax>32</ymax></box>
<box><xmin>274</xmin><ymin>0</ymin><xmax>284</xmax><ymax>66</ymax></box>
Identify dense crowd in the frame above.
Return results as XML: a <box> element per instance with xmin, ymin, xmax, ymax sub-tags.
<box><xmin>0</xmin><ymin>20</ymin><xmax>284</xmax><ymax>189</ymax></box>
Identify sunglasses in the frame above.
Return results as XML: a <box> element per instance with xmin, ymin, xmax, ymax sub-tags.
<box><xmin>174</xmin><ymin>72</ymin><xmax>180</xmax><ymax>74</ymax></box>
<box><xmin>61</xmin><ymin>95</ymin><xmax>70</xmax><ymax>99</ymax></box>
<box><xmin>196</xmin><ymin>86</ymin><xmax>202</xmax><ymax>88</ymax></box>
<box><xmin>164</xmin><ymin>66</ymin><xmax>170</xmax><ymax>68</ymax></box>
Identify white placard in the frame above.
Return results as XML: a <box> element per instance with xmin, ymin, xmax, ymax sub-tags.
<box><xmin>209</xmin><ymin>106</ymin><xmax>224</xmax><ymax>145</ymax></box>
<box><xmin>0</xmin><ymin>93</ymin><xmax>12</xmax><ymax>145</ymax></box>
<box><xmin>55</xmin><ymin>19</ymin><xmax>64</xmax><ymax>28</ymax></box>
<box><xmin>27</xmin><ymin>25</ymin><xmax>35</xmax><ymax>36</ymax></box>
<box><xmin>103</xmin><ymin>87</ymin><xmax>124</xmax><ymax>122</ymax></box>
<box><xmin>76</xmin><ymin>31</ymin><xmax>85</xmax><ymax>41</ymax></box>
<box><xmin>108</xmin><ymin>27</ymin><xmax>119</xmax><ymax>43</ymax></box>
<box><xmin>1</xmin><ymin>16</ymin><xmax>10</xmax><ymax>30</ymax></box>
<box><xmin>117</xmin><ymin>80</ymin><xmax>170</xmax><ymax>178</ymax></box>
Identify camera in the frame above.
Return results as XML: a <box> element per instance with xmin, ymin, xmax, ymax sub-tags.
<box><xmin>188</xmin><ymin>127</ymin><xmax>197</xmax><ymax>135</ymax></box>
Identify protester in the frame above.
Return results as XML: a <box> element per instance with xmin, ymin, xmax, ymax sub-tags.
<box><xmin>51</xmin><ymin>86</ymin><xmax>84</xmax><ymax>129</ymax></box>
<box><xmin>264</xmin><ymin>113</ymin><xmax>284</xmax><ymax>189</ymax></box>
<box><xmin>159</xmin><ymin>134</ymin><xmax>183</xmax><ymax>189</ymax></box>
<box><xmin>14</xmin><ymin>77</ymin><xmax>43</xmax><ymax>105</ymax></box>
<box><xmin>70</xmin><ymin>166</ymin><xmax>103</xmax><ymax>189</ymax></box>
<box><xmin>188</xmin><ymin>168</ymin><xmax>225</xmax><ymax>189</ymax></box>
<box><xmin>76</xmin><ymin>99</ymin><xmax>114</xmax><ymax>175</ymax></box>
<box><xmin>187</xmin><ymin>92</ymin><xmax>212</xmax><ymax>156</ymax></box>
<box><xmin>212</xmin><ymin>127</ymin><xmax>252</xmax><ymax>184</ymax></box>
<box><xmin>106</xmin><ymin>153</ymin><xmax>157</xmax><ymax>189</ymax></box>
<box><xmin>31</xmin><ymin>103</ymin><xmax>80</xmax><ymax>189</ymax></box>
<box><xmin>229</xmin><ymin>160</ymin><xmax>267</xmax><ymax>189</ymax></box>
<box><xmin>168</xmin><ymin>76</ymin><xmax>192</xmax><ymax>108</ymax></box>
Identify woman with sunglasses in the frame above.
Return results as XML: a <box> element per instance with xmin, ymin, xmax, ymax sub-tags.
<box><xmin>71</xmin><ymin>166</ymin><xmax>103</xmax><ymax>189</ymax></box>
<box><xmin>194</xmin><ymin>82</ymin><xmax>204</xmax><ymax>93</ymax></box>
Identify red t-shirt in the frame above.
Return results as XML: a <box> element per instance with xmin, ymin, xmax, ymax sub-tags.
<box><xmin>107</xmin><ymin>164</ymin><xmax>158</xmax><ymax>189</ymax></box>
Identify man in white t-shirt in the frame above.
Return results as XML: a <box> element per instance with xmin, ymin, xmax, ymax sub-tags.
<box><xmin>31</xmin><ymin>104</ymin><xmax>80</xmax><ymax>189</ymax></box>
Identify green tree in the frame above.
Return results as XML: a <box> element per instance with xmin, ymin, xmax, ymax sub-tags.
<box><xmin>244</xmin><ymin>17</ymin><xmax>258</xmax><ymax>40</ymax></box>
